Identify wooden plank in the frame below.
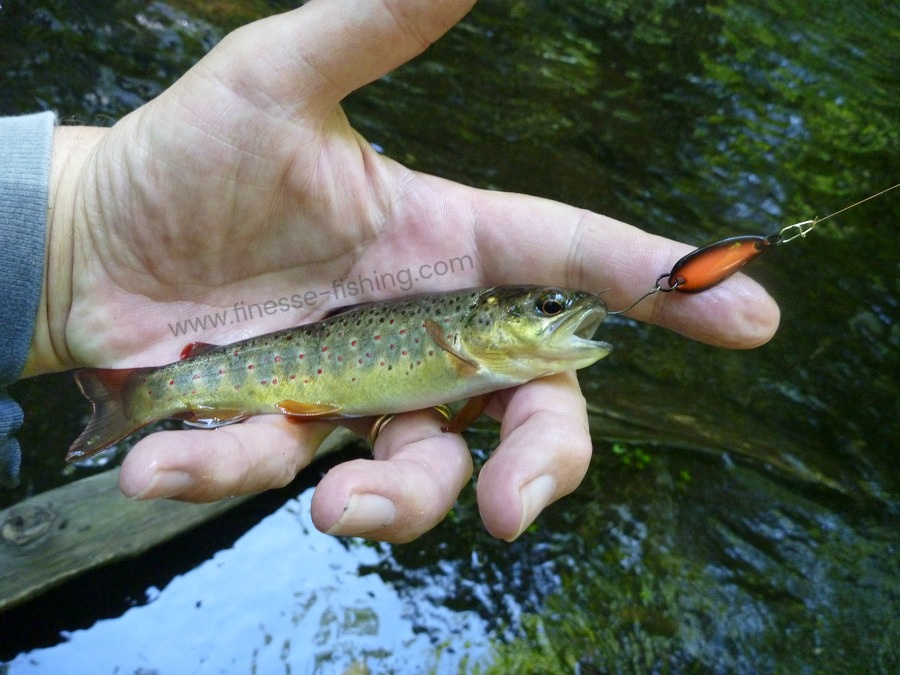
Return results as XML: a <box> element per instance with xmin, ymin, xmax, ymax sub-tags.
<box><xmin>0</xmin><ymin>428</ymin><xmax>356</xmax><ymax>612</ymax></box>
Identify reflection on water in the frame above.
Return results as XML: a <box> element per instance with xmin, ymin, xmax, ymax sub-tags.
<box><xmin>1</xmin><ymin>0</ymin><xmax>898</xmax><ymax>671</ymax></box>
<box><xmin>4</xmin><ymin>489</ymin><xmax>490</xmax><ymax>673</ymax></box>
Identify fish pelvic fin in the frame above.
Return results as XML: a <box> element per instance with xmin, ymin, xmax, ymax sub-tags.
<box><xmin>67</xmin><ymin>368</ymin><xmax>154</xmax><ymax>463</ymax></box>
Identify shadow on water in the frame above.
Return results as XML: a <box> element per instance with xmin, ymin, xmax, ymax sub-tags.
<box><xmin>1</xmin><ymin>0</ymin><xmax>898</xmax><ymax>672</ymax></box>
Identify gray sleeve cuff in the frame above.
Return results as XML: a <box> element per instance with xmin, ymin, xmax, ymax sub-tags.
<box><xmin>0</xmin><ymin>110</ymin><xmax>56</xmax><ymax>487</ymax></box>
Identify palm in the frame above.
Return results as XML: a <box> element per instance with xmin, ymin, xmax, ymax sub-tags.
<box><xmin>68</xmin><ymin>77</ymin><xmax>463</xmax><ymax>368</ymax></box>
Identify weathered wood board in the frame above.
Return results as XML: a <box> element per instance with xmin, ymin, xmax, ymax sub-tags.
<box><xmin>0</xmin><ymin>428</ymin><xmax>357</xmax><ymax>612</ymax></box>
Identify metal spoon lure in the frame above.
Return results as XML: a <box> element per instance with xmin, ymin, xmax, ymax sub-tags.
<box><xmin>609</xmin><ymin>182</ymin><xmax>899</xmax><ymax>314</ymax></box>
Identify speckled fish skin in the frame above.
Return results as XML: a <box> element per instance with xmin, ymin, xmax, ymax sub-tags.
<box><xmin>68</xmin><ymin>286</ymin><xmax>612</xmax><ymax>461</ymax></box>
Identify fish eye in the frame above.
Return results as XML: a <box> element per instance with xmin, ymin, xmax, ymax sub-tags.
<box><xmin>535</xmin><ymin>289</ymin><xmax>568</xmax><ymax>316</ymax></box>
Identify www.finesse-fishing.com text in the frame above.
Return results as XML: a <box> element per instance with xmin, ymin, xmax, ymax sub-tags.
<box><xmin>167</xmin><ymin>255</ymin><xmax>475</xmax><ymax>337</ymax></box>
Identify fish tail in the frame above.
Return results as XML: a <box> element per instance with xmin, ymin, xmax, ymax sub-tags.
<box><xmin>67</xmin><ymin>368</ymin><xmax>155</xmax><ymax>462</ymax></box>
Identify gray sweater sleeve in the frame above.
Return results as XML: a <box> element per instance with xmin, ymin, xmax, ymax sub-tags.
<box><xmin>0</xmin><ymin>111</ymin><xmax>55</xmax><ymax>488</ymax></box>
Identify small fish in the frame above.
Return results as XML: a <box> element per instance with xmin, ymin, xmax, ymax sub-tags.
<box><xmin>68</xmin><ymin>286</ymin><xmax>612</xmax><ymax>461</ymax></box>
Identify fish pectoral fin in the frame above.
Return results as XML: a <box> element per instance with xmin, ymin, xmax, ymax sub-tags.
<box><xmin>172</xmin><ymin>408</ymin><xmax>250</xmax><ymax>428</ymax></box>
<box><xmin>276</xmin><ymin>400</ymin><xmax>343</xmax><ymax>419</ymax></box>
<box><xmin>424</xmin><ymin>319</ymin><xmax>480</xmax><ymax>377</ymax></box>
<box><xmin>444</xmin><ymin>393</ymin><xmax>492</xmax><ymax>434</ymax></box>
<box><xmin>180</xmin><ymin>341</ymin><xmax>221</xmax><ymax>360</ymax></box>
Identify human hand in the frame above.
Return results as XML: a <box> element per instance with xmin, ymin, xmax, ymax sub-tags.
<box><xmin>29</xmin><ymin>0</ymin><xmax>778</xmax><ymax>542</ymax></box>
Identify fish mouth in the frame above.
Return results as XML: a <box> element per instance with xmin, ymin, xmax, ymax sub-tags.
<box><xmin>545</xmin><ymin>304</ymin><xmax>612</xmax><ymax>358</ymax></box>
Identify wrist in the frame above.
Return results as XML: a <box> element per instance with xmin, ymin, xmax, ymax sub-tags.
<box><xmin>22</xmin><ymin>125</ymin><xmax>106</xmax><ymax>378</ymax></box>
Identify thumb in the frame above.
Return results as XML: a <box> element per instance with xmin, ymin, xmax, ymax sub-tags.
<box><xmin>214</xmin><ymin>0</ymin><xmax>476</xmax><ymax>114</ymax></box>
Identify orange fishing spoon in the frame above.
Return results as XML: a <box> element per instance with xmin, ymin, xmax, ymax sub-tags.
<box><xmin>611</xmin><ymin>183</ymin><xmax>899</xmax><ymax>313</ymax></box>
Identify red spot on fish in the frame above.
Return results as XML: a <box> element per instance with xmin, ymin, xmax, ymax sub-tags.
<box><xmin>289</xmin><ymin>374</ymin><xmax>296</xmax><ymax>380</ymax></box>
<box><xmin>317</xmin><ymin>368</ymin><xmax>323</xmax><ymax>375</ymax></box>
<box><xmin>168</xmin><ymin>379</ymin><xmax>175</xmax><ymax>386</ymax></box>
<box><xmin>366</xmin><ymin>352</ymin><xmax>372</xmax><ymax>358</ymax></box>
<box><xmin>233</xmin><ymin>350</ymin><xmax>240</xmax><ymax>357</ymax></box>
<box><xmin>351</xmin><ymin>340</ymin><xmax>358</xmax><ymax>347</ymax></box>
<box><xmin>272</xmin><ymin>378</ymin><xmax>278</xmax><ymax>385</ymax></box>
<box><xmin>260</xmin><ymin>379</ymin><xmax>268</xmax><ymax>385</ymax></box>
<box><xmin>322</xmin><ymin>346</ymin><xmax>328</xmax><ymax>352</ymax></box>
<box><xmin>274</xmin><ymin>355</ymin><xmax>282</xmax><ymax>363</ymax></box>
<box><xmin>389</xmin><ymin>319</ymin><xmax>394</xmax><ymax>324</ymax></box>
<box><xmin>337</xmin><ymin>355</ymin><xmax>343</xmax><ymax>362</ymax></box>
<box><xmin>248</xmin><ymin>364</ymin><xmax>255</xmax><ymax>370</ymax></box>
<box><xmin>374</xmin><ymin>335</ymin><xmax>382</xmax><ymax>340</ymax></box>
<box><xmin>399</xmin><ymin>329</ymin><xmax>406</xmax><ymax>335</ymax></box>
<box><xmin>379</xmin><ymin>361</ymin><xmax>385</xmax><ymax>366</ymax></box>
<box><xmin>218</xmin><ymin>369</ymin><xmax>225</xmax><ymax>375</ymax></box>
<box><xmin>402</xmin><ymin>350</ymin><xmax>408</xmax><ymax>356</ymax></box>
<box><xmin>299</xmin><ymin>354</ymin><xmax>305</xmax><ymax>359</ymax></box>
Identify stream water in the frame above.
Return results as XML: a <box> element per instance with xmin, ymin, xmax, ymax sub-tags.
<box><xmin>1</xmin><ymin>1</ymin><xmax>897</xmax><ymax>672</ymax></box>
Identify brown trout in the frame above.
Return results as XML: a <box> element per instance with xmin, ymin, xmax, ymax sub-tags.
<box><xmin>68</xmin><ymin>286</ymin><xmax>612</xmax><ymax>461</ymax></box>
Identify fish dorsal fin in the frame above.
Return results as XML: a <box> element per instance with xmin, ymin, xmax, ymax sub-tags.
<box><xmin>180</xmin><ymin>341</ymin><xmax>220</xmax><ymax>360</ymax></box>
<box><xmin>320</xmin><ymin>301</ymin><xmax>378</xmax><ymax>320</ymax></box>
<box><xmin>424</xmin><ymin>319</ymin><xmax>479</xmax><ymax>377</ymax></box>
<box><xmin>276</xmin><ymin>400</ymin><xmax>343</xmax><ymax>418</ymax></box>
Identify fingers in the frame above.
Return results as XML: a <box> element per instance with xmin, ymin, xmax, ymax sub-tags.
<box><xmin>216</xmin><ymin>0</ymin><xmax>476</xmax><ymax>114</ymax></box>
<box><xmin>421</xmin><ymin>175</ymin><xmax>781</xmax><ymax>349</ymax></box>
<box><xmin>118</xmin><ymin>417</ymin><xmax>334</xmax><ymax>502</ymax></box>
<box><xmin>310</xmin><ymin>408</ymin><xmax>472</xmax><ymax>543</ymax></box>
<box><xmin>476</xmin><ymin>372</ymin><xmax>593</xmax><ymax>541</ymax></box>
<box><xmin>309</xmin><ymin>374</ymin><xmax>591</xmax><ymax>543</ymax></box>
<box><xmin>114</xmin><ymin>378</ymin><xmax>588</xmax><ymax>543</ymax></box>
<box><xmin>118</xmin><ymin>408</ymin><xmax>472</xmax><ymax>544</ymax></box>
